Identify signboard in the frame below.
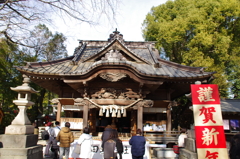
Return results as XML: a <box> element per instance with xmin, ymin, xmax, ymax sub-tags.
<box><xmin>223</xmin><ymin>119</ymin><xmax>229</xmax><ymax>130</ymax></box>
<box><xmin>191</xmin><ymin>84</ymin><xmax>229</xmax><ymax>159</ymax></box>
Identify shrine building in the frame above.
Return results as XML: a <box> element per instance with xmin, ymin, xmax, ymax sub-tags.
<box><xmin>16</xmin><ymin>30</ymin><xmax>214</xmax><ymax>134</ymax></box>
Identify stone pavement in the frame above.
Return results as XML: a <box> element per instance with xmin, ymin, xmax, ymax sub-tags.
<box><xmin>38</xmin><ymin>140</ymin><xmax>54</xmax><ymax>159</ymax></box>
<box><xmin>39</xmin><ymin>139</ymin><xmax>161</xmax><ymax>159</ymax></box>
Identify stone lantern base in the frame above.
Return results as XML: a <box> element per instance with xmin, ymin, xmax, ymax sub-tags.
<box><xmin>0</xmin><ymin>134</ymin><xmax>43</xmax><ymax>159</ymax></box>
<box><xmin>5</xmin><ymin>125</ymin><xmax>34</xmax><ymax>135</ymax></box>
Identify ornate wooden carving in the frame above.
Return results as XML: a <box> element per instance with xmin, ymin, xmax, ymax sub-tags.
<box><xmin>99</xmin><ymin>72</ymin><xmax>127</xmax><ymax>82</ymax></box>
<box><xmin>101</xmin><ymin>49</ymin><xmax>126</xmax><ymax>61</ymax></box>
<box><xmin>133</xmin><ymin>100</ymin><xmax>154</xmax><ymax>109</ymax></box>
<box><xmin>74</xmin><ymin>98</ymin><xmax>88</xmax><ymax>106</ymax></box>
<box><xmin>89</xmin><ymin>88</ymin><xmax>150</xmax><ymax>100</ymax></box>
<box><xmin>135</xmin><ymin>100</ymin><xmax>154</xmax><ymax>107</ymax></box>
<box><xmin>90</xmin><ymin>88</ymin><xmax>117</xmax><ymax>99</ymax></box>
<box><xmin>108</xmin><ymin>29</ymin><xmax>124</xmax><ymax>43</ymax></box>
<box><xmin>74</xmin><ymin>98</ymin><xmax>97</xmax><ymax>109</ymax></box>
<box><xmin>75</xmin><ymin>98</ymin><xmax>153</xmax><ymax>111</ymax></box>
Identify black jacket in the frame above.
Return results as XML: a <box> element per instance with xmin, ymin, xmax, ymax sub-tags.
<box><xmin>115</xmin><ymin>139</ymin><xmax>123</xmax><ymax>153</ymax></box>
<box><xmin>101</xmin><ymin>128</ymin><xmax>113</xmax><ymax>148</ymax></box>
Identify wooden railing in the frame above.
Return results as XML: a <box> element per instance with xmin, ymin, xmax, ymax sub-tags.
<box><xmin>144</xmin><ymin>130</ymin><xmax>180</xmax><ymax>137</ymax></box>
<box><xmin>60</xmin><ymin>117</ymin><xmax>83</xmax><ymax>130</ymax></box>
<box><xmin>144</xmin><ymin>131</ymin><xmax>180</xmax><ymax>144</ymax></box>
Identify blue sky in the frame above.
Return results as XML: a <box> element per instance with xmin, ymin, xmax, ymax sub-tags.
<box><xmin>50</xmin><ymin>0</ymin><xmax>168</xmax><ymax>55</ymax></box>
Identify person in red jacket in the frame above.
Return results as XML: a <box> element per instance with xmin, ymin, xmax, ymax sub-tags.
<box><xmin>129</xmin><ymin>129</ymin><xmax>146</xmax><ymax>159</ymax></box>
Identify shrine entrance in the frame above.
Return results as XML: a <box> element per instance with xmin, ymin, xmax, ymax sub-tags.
<box><xmin>95</xmin><ymin>110</ymin><xmax>132</xmax><ymax>133</ymax></box>
<box><xmin>52</xmin><ymin>97</ymin><xmax>152</xmax><ymax>134</ymax></box>
<box><xmin>16</xmin><ymin>29</ymin><xmax>214</xmax><ymax>136</ymax></box>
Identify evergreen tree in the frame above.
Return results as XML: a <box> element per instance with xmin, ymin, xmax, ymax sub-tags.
<box><xmin>0</xmin><ymin>39</ymin><xmax>23</xmax><ymax>132</ymax></box>
<box><xmin>143</xmin><ymin>0</ymin><xmax>240</xmax><ymax>97</ymax></box>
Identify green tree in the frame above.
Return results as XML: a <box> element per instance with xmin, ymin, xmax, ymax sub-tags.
<box><xmin>0</xmin><ymin>24</ymin><xmax>65</xmax><ymax>132</ymax></box>
<box><xmin>142</xmin><ymin>0</ymin><xmax>240</xmax><ymax>98</ymax></box>
<box><xmin>0</xmin><ymin>39</ymin><xmax>24</xmax><ymax>132</ymax></box>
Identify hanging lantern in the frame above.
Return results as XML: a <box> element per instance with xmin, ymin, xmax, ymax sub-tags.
<box><xmin>106</xmin><ymin>109</ymin><xmax>109</xmax><ymax>117</ymax></box>
<box><xmin>112</xmin><ymin>109</ymin><xmax>116</xmax><ymax>117</ymax></box>
<box><xmin>117</xmin><ymin>109</ymin><xmax>121</xmax><ymax>118</ymax></box>
<box><xmin>99</xmin><ymin>108</ymin><xmax>103</xmax><ymax>116</ymax></box>
<box><xmin>123</xmin><ymin>109</ymin><xmax>126</xmax><ymax>117</ymax></box>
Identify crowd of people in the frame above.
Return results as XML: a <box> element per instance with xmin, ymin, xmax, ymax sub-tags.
<box><xmin>42</xmin><ymin>122</ymin><xmax>146</xmax><ymax>159</ymax></box>
<box><xmin>42</xmin><ymin>123</ymin><xmax>240</xmax><ymax>159</ymax></box>
<box><xmin>42</xmin><ymin>122</ymin><xmax>240</xmax><ymax>159</ymax></box>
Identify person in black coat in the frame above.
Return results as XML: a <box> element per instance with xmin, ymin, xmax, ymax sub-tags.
<box><xmin>229</xmin><ymin>134</ymin><xmax>240</xmax><ymax>159</ymax></box>
<box><xmin>101</xmin><ymin>125</ymin><xmax>113</xmax><ymax>149</ymax></box>
<box><xmin>129</xmin><ymin>129</ymin><xmax>146</xmax><ymax>159</ymax></box>
<box><xmin>114</xmin><ymin>130</ymin><xmax>123</xmax><ymax>159</ymax></box>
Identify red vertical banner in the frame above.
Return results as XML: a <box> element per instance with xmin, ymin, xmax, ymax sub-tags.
<box><xmin>191</xmin><ymin>84</ymin><xmax>229</xmax><ymax>159</ymax></box>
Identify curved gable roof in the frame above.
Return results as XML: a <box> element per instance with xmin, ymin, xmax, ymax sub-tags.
<box><xmin>16</xmin><ymin>30</ymin><xmax>214</xmax><ymax>81</ymax></box>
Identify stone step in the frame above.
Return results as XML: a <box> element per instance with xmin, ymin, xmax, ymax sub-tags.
<box><xmin>179</xmin><ymin>148</ymin><xmax>197</xmax><ymax>159</ymax></box>
<box><xmin>153</xmin><ymin>148</ymin><xmax>178</xmax><ymax>159</ymax></box>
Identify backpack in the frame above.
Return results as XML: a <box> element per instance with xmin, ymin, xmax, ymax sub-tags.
<box><xmin>41</xmin><ymin>130</ymin><xmax>50</xmax><ymax>140</ymax></box>
<box><xmin>104</xmin><ymin>139</ymin><xmax>117</xmax><ymax>158</ymax></box>
<box><xmin>116</xmin><ymin>139</ymin><xmax>123</xmax><ymax>153</ymax></box>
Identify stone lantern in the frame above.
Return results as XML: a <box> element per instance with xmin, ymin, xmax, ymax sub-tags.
<box><xmin>5</xmin><ymin>74</ymin><xmax>37</xmax><ymax>134</ymax></box>
<box><xmin>0</xmin><ymin>74</ymin><xmax>43</xmax><ymax>159</ymax></box>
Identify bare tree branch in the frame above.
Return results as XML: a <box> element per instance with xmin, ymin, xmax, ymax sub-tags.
<box><xmin>0</xmin><ymin>0</ymin><xmax>120</xmax><ymax>48</ymax></box>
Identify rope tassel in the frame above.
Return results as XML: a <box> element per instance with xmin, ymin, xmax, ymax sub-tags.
<box><xmin>106</xmin><ymin>109</ymin><xmax>109</xmax><ymax>117</ymax></box>
<box><xmin>99</xmin><ymin>108</ymin><xmax>103</xmax><ymax>116</ymax></box>
<box><xmin>117</xmin><ymin>109</ymin><xmax>121</xmax><ymax>118</ymax></box>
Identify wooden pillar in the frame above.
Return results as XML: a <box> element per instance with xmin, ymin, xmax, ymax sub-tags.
<box><xmin>56</xmin><ymin>102</ymin><xmax>61</xmax><ymax>122</ymax></box>
<box><xmin>89</xmin><ymin>109</ymin><xmax>96</xmax><ymax>133</ymax></box>
<box><xmin>137</xmin><ymin>106</ymin><xmax>143</xmax><ymax>130</ymax></box>
<box><xmin>131</xmin><ymin>110</ymin><xmax>136</xmax><ymax>134</ymax></box>
<box><xmin>166</xmin><ymin>91</ymin><xmax>172</xmax><ymax>132</ymax></box>
<box><xmin>166</xmin><ymin>104</ymin><xmax>172</xmax><ymax>132</ymax></box>
<box><xmin>83</xmin><ymin>105</ymin><xmax>89</xmax><ymax>128</ymax></box>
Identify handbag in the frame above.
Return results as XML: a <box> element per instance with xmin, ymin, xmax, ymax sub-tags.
<box><xmin>73</xmin><ymin>144</ymin><xmax>81</xmax><ymax>154</ymax></box>
<box><xmin>173</xmin><ymin>145</ymin><xmax>179</xmax><ymax>154</ymax></box>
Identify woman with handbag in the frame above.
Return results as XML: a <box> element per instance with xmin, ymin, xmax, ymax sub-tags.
<box><xmin>104</xmin><ymin>129</ymin><xmax>123</xmax><ymax>159</ymax></box>
<box><xmin>175</xmin><ymin>128</ymin><xmax>188</xmax><ymax>157</ymax></box>
<box><xmin>76</xmin><ymin>127</ymin><xmax>93</xmax><ymax>158</ymax></box>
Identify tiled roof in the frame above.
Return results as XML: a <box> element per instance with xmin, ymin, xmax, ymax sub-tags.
<box><xmin>221</xmin><ymin>99</ymin><xmax>240</xmax><ymax>112</ymax></box>
<box><xmin>16</xmin><ymin>31</ymin><xmax>214</xmax><ymax>80</ymax></box>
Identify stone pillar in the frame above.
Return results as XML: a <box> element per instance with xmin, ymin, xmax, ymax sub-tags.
<box><xmin>83</xmin><ymin>105</ymin><xmax>89</xmax><ymax>128</ymax></box>
<box><xmin>0</xmin><ymin>75</ymin><xmax>43</xmax><ymax>159</ymax></box>
<box><xmin>137</xmin><ymin>105</ymin><xmax>143</xmax><ymax>130</ymax></box>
